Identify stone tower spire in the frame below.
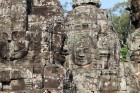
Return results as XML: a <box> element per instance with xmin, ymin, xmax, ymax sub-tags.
<box><xmin>72</xmin><ymin>0</ymin><xmax>101</xmax><ymax>8</ymax></box>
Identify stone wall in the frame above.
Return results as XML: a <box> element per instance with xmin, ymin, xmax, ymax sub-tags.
<box><xmin>125</xmin><ymin>0</ymin><xmax>140</xmax><ymax>92</ymax></box>
<box><xmin>65</xmin><ymin>0</ymin><xmax>122</xmax><ymax>93</ymax></box>
<box><xmin>0</xmin><ymin>0</ymin><xmax>66</xmax><ymax>92</ymax></box>
<box><xmin>0</xmin><ymin>0</ymin><xmax>139</xmax><ymax>93</ymax></box>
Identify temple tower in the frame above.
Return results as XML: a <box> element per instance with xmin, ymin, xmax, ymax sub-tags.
<box><xmin>126</xmin><ymin>0</ymin><xmax>140</xmax><ymax>92</ymax></box>
<box><xmin>0</xmin><ymin>0</ymin><xmax>66</xmax><ymax>92</ymax></box>
<box><xmin>65</xmin><ymin>0</ymin><xmax>121</xmax><ymax>93</ymax></box>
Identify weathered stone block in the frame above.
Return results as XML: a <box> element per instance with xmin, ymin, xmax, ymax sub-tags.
<box><xmin>32</xmin><ymin>74</ymin><xmax>43</xmax><ymax>89</ymax></box>
<box><xmin>33</xmin><ymin>0</ymin><xmax>61</xmax><ymax>7</ymax></box>
<box><xmin>10</xmin><ymin>79</ymin><xmax>25</xmax><ymax>90</ymax></box>
<box><xmin>0</xmin><ymin>70</ymin><xmax>10</xmax><ymax>82</ymax></box>
<box><xmin>0</xmin><ymin>17</ymin><xmax>11</xmax><ymax>33</ymax></box>
<box><xmin>24</xmin><ymin>79</ymin><xmax>33</xmax><ymax>90</ymax></box>
<box><xmin>44</xmin><ymin>66</ymin><xmax>64</xmax><ymax>89</ymax></box>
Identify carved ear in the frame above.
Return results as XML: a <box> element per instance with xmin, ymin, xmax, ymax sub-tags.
<box><xmin>0</xmin><ymin>33</ymin><xmax>8</xmax><ymax>41</ymax></box>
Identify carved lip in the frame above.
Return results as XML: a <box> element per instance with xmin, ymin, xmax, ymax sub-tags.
<box><xmin>77</xmin><ymin>58</ymin><xmax>87</xmax><ymax>62</ymax></box>
<box><xmin>78</xmin><ymin>59</ymin><xmax>86</xmax><ymax>62</ymax></box>
<box><xmin>76</xmin><ymin>57</ymin><xmax>85</xmax><ymax>61</ymax></box>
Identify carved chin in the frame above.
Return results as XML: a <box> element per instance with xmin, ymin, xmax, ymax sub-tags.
<box><xmin>54</xmin><ymin>53</ymin><xmax>66</xmax><ymax>66</ymax></box>
<box><xmin>10</xmin><ymin>50</ymin><xmax>28</xmax><ymax>61</ymax></box>
<box><xmin>74</xmin><ymin>60</ymin><xmax>91</xmax><ymax>66</ymax></box>
<box><xmin>0</xmin><ymin>49</ymin><xmax>28</xmax><ymax>61</ymax></box>
<box><xmin>131</xmin><ymin>55</ymin><xmax>140</xmax><ymax>62</ymax></box>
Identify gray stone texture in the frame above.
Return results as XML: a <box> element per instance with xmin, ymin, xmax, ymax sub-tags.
<box><xmin>0</xmin><ymin>0</ymin><xmax>139</xmax><ymax>93</ymax></box>
<box><xmin>0</xmin><ymin>0</ymin><xmax>66</xmax><ymax>92</ymax></box>
<box><xmin>65</xmin><ymin>0</ymin><xmax>121</xmax><ymax>93</ymax></box>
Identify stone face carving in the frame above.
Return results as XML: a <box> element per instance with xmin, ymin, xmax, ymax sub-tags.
<box><xmin>126</xmin><ymin>0</ymin><xmax>140</xmax><ymax>92</ymax></box>
<box><xmin>65</xmin><ymin>0</ymin><xmax>121</xmax><ymax>93</ymax></box>
<box><xmin>127</xmin><ymin>30</ymin><xmax>140</xmax><ymax>62</ymax></box>
<box><xmin>73</xmin><ymin>41</ymin><xmax>93</xmax><ymax>66</ymax></box>
<box><xmin>127</xmin><ymin>0</ymin><xmax>140</xmax><ymax>28</ymax></box>
<box><xmin>67</xmin><ymin>33</ymin><xmax>96</xmax><ymax>66</ymax></box>
<box><xmin>0</xmin><ymin>0</ymin><xmax>67</xmax><ymax>92</ymax></box>
<box><xmin>0</xmin><ymin>0</ymin><xmax>139</xmax><ymax>92</ymax></box>
<box><xmin>127</xmin><ymin>29</ymin><xmax>140</xmax><ymax>91</ymax></box>
<box><xmin>10</xmin><ymin>31</ymin><xmax>29</xmax><ymax>61</ymax></box>
<box><xmin>0</xmin><ymin>31</ymin><xmax>29</xmax><ymax>61</ymax></box>
<box><xmin>0</xmin><ymin>0</ymin><xmax>29</xmax><ymax>64</ymax></box>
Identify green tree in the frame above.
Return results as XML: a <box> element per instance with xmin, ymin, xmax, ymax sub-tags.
<box><xmin>109</xmin><ymin>1</ymin><xmax>134</xmax><ymax>46</ymax></box>
<box><xmin>121</xmin><ymin>45</ymin><xmax>128</xmax><ymax>62</ymax></box>
<box><xmin>109</xmin><ymin>2</ymin><xmax>135</xmax><ymax>62</ymax></box>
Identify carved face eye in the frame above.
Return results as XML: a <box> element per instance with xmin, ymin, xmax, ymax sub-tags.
<box><xmin>75</xmin><ymin>49</ymin><xmax>84</xmax><ymax>57</ymax></box>
<box><xmin>75</xmin><ymin>47</ymin><xmax>92</xmax><ymax>59</ymax></box>
<box><xmin>12</xmin><ymin>31</ymin><xmax>25</xmax><ymax>40</ymax></box>
<box><xmin>73</xmin><ymin>47</ymin><xmax>92</xmax><ymax>66</ymax></box>
<box><xmin>1</xmin><ymin>33</ymin><xmax>8</xmax><ymax>40</ymax></box>
<box><xmin>76</xmin><ymin>48</ymin><xmax>90</xmax><ymax>55</ymax></box>
<box><xmin>83</xmin><ymin>48</ymin><xmax>90</xmax><ymax>53</ymax></box>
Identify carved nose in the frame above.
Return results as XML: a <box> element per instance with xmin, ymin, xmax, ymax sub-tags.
<box><xmin>78</xmin><ymin>55</ymin><xmax>85</xmax><ymax>59</ymax></box>
<box><xmin>78</xmin><ymin>52</ymin><xmax>85</xmax><ymax>58</ymax></box>
<box><xmin>7</xmin><ymin>40</ymin><xmax>12</xmax><ymax>43</ymax></box>
<box><xmin>7</xmin><ymin>34</ymin><xmax>12</xmax><ymax>43</ymax></box>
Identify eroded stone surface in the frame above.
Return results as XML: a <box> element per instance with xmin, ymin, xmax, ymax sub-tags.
<box><xmin>125</xmin><ymin>0</ymin><xmax>140</xmax><ymax>92</ymax></box>
<box><xmin>65</xmin><ymin>0</ymin><xmax>121</xmax><ymax>93</ymax></box>
<box><xmin>0</xmin><ymin>0</ymin><xmax>139</xmax><ymax>93</ymax></box>
<box><xmin>0</xmin><ymin>0</ymin><xmax>66</xmax><ymax>92</ymax></box>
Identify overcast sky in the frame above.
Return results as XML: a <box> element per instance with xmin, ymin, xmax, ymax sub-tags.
<box><xmin>60</xmin><ymin>0</ymin><xmax>127</xmax><ymax>10</ymax></box>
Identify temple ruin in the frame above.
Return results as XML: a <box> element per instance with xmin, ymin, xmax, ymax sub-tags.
<box><xmin>65</xmin><ymin>0</ymin><xmax>121</xmax><ymax>93</ymax></box>
<box><xmin>0</xmin><ymin>0</ymin><xmax>66</xmax><ymax>92</ymax></box>
<box><xmin>0</xmin><ymin>0</ymin><xmax>139</xmax><ymax>93</ymax></box>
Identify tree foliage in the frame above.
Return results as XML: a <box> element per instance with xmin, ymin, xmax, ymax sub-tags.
<box><xmin>121</xmin><ymin>45</ymin><xmax>128</xmax><ymax>62</ymax></box>
<box><xmin>109</xmin><ymin>1</ymin><xmax>134</xmax><ymax>45</ymax></box>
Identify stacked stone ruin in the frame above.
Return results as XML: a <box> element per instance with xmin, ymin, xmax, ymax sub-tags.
<box><xmin>0</xmin><ymin>0</ymin><xmax>66</xmax><ymax>92</ymax></box>
<box><xmin>126</xmin><ymin>0</ymin><xmax>140</xmax><ymax>92</ymax></box>
<box><xmin>65</xmin><ymin>0</ymin><xmax>121</xmax><ymax>93</ymax></box>
<box><xmin>0</xmin><ymin>0</ymin><xmax>139</xmax><ymax>93</ymax></box>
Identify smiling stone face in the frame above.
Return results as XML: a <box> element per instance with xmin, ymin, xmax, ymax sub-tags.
<box><xmin>12</xmin><ymin>31</ymin><xmax>26</xmax><ymax>41</ymax></box>
<box><xmin>0</xmin><ymin>31</ymin><xmax>29</xmax><ymax>62</ymax></box>
<box><xmin>73</xmin><ymin>41</ymin><xmax>93</xmax><ymax>66</ymax></box>
<box><xmin>67</xmin><ymin>31</ymin><xmax>98</xmax><ymax>67</ymax></box>
<box><xmin>127</xmin><ymin>29</ymin><xmax>140</xmax><ymax>63</ymax></box>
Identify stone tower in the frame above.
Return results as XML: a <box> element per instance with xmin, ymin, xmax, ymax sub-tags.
<box><xmin>0</xmin><ymin>0</ymin><xmax>67</xmax><ymax>92</ymax></box>
<box><xmin>65</xmin><ymin>0</ymin><xmax>121</xmax><ymax>93</ymax></box>
<box><xmin>126</xmin><ymin>0</ymin><xmax>140</xmax><ymax>92</ymax></box>
<box><xmin>0</xmin><ymin>0</ymin><xmax>139</xmax><ymax>93</ymax></box>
